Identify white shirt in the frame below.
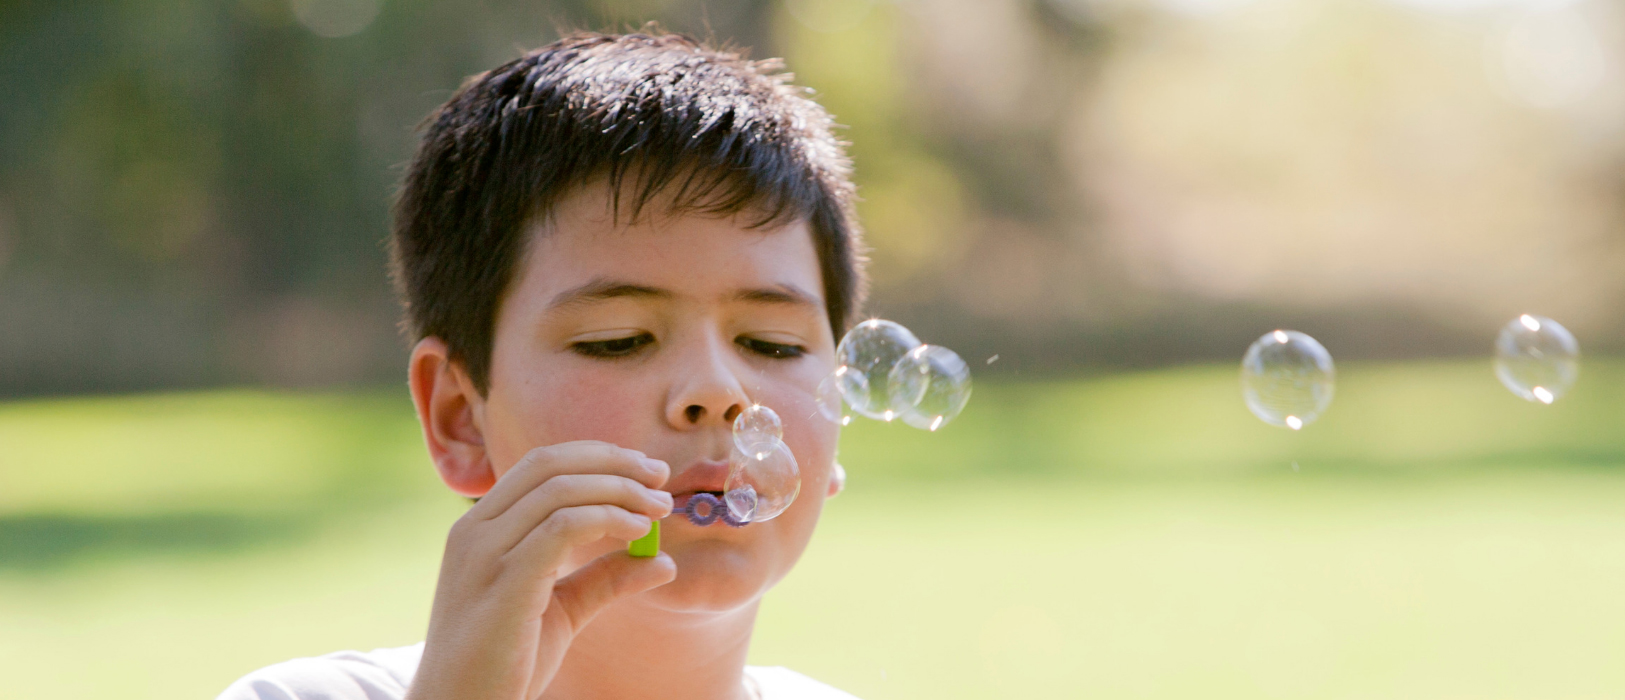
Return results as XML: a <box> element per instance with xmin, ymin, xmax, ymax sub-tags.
<box><xmin>217</xmin><ymin>642</ymin><xmax>863</xmax><ymax>700</ymax></box>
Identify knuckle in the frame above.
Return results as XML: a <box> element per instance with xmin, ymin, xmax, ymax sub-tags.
<box><xmin>447</xmin><ymin>514</ymin><xmax>479</xmax><ymax>542</ymax></box>
<box><xmin>536</xmin><ymin>472</ymin><xmax>577</xmax><ymax>494</ymax></box>
<box><xmin>543</xmin><ymin>507</ymin><xmax>585</xmax><ymax>534</ymax></box>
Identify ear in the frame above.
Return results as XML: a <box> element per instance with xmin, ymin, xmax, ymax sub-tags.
<box><xmin>408</xmin><ymin>337</ymin><xmax>496</xmax><ymax>498</ymax></box>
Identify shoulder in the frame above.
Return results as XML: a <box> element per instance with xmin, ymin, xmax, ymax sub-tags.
<box><xmin>216</xmin><ymin>642</ymin><xmax>424</xmax><ymax>700</ymax></box>
<box><xmin>745</xmin><ymin>666</ymin><xmax>864</xmax><ymax>700</ymax></box>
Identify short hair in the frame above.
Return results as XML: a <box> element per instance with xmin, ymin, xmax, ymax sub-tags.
<box><xmin>390</xmin><ymin>29</ymin><xmax>867</xmax><ymax>393</ymax></box>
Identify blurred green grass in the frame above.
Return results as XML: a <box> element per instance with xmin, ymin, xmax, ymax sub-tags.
<box><xmin>1</xmin><ymin>360</ymin><xmax>1623</xmax><ymax>699</ymax></box>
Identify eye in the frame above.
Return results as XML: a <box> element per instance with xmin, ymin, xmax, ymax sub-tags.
<box><xmin>737</xmin><ymin>336</ymin><xmax>806</xmax><ymax>359</ymax></box>
<box><xmin>572</xmin><ymin>333</ymin><xmax>655</xmax><ymax>358</ymax></box>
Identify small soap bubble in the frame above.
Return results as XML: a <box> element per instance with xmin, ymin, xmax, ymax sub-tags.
<box><xmin>724</xmin><ymin>486</ymin><xmax>758</xmax><ymax>523</ymax></box>
<box><xmin>815</xmin><ymin>368</ymin><xmax>858</xmax><ymax>425</ymax></box>
<box><xmin>1240</xmin><ymin>330</ymin><xmax>1335</xmax><ymax>430</ymax></box>
<box><xmin>1495</xmin><ymin>314</ymin><xmax>1579</xmax><ymax>404</ymax></box>
<box><xmin>732</xmin><ymin>403</ymin><xmax>783</xmax><ymax>459</ymax></box>
<box><xmin>887</xmin><ymin>344</ymin><xmax>972</xmax><ymax>431</ymax></box>
<box><xmin>835</xmin><ymin>319</ymin><xmax>922</xmax><ymax>421</ymax></box>
<box><xmin>724</xmin><ymin>440</ymin><xmax>801</xmax><ymax>523</ymax></box>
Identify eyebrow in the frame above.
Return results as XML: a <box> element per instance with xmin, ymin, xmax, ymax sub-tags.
<box><xmin>733</xmin><ymin>284</ymin><xmax>823</xmax><ymax>309</ymax></box>
<box><xmin>547</xmin><ymin>278</ymin><xmax>823</xmax><ymax>312</ymax></box>
<box><xmin>547</xmin><ymin>279</ymin><xmax>671</xmax><ymax>310</ymax></box>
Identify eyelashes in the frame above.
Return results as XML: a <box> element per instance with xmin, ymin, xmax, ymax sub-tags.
<box><xmin>735</xmin><ymin>337</ymin><xmax>806</xmax><ymax>359</ymax></box>
<box><xmin>569</xmin><ymin>333</ymin><xmax>807</xmax><ymax>361</ymax></box>
<box><xmin>571</xmin><ymin>333</ymin><xmax>655</xmax><ymax>358</ymax></box>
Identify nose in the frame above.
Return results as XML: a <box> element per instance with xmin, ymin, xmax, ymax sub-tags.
<box><xmin>665</xmin><ymin>331</ymin><xmax>749</xmax><ymax>430</ymax></box>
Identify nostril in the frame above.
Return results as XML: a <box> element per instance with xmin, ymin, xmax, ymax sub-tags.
<box><xmin>685</xmin><ymin>405</ymin><xmax>704</xmax><ymax>423</ymax></box>
<box><xmin>722</xmin><ymin>404</ymin><xmax>742</xmax><ymax>423</ymax></box>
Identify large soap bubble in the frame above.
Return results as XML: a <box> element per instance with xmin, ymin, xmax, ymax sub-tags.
<box><xmin>723</xmin><ymin>440</ymin><xmax>801</xmax><ymax>523</ymax></box>
<box><xmin>1240</xmin><ymin>330</ymin><xmax>1335</xmax><ymax>430</ymax></box>
<box><xmin>835</xmin><ymin>319</ymin><xmax>922</xmax><ymax>421</ymax></box>
<box><xmin>1495</xmin><ymin>314</ymin><xmax>1579</xmax><ymax>404</ymax></box>
<box><xmin>887</xmin><ymin>344</ymin><xmax>972</xmax><ymax>431</ymax></box>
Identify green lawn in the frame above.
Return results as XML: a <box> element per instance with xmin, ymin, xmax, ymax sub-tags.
<box><xmin>2</xmin><ymin>360</ymin><xmax>1624</xmax><ymax>699</ymax></box>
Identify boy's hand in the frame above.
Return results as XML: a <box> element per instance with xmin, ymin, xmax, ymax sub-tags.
<box><xmin>406</xmin><ymin>441</ymin><xmax>676</xmax><ymax>700</ymax></box>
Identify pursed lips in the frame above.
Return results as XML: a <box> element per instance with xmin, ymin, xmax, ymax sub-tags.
<box><xmin>662</xmin><ymin>459</ymin><xmax>731</xmax><ymax>510</ymax></box>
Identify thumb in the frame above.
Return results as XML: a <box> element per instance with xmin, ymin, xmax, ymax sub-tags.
<box><xmin>549</xmin><ymin>550</ymin><xmax>677</xmax><ymax>635</ymax></box>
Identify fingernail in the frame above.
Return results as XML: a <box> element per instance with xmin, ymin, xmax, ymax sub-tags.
<box><xmin>654</xmin><ymin>490</ymin><xmax>674</xmax><ymax>507</ymax></box>
<box><xmin>641</xmin><ymin>457</ymin><xmax>666</xmax><ymax>473</ymax></box>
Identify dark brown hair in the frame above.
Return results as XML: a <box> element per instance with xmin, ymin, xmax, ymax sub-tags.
<box><xmin>390</xmin><ymin>29</ymin><xmax>866</xmax><ymax>393</ymax></box>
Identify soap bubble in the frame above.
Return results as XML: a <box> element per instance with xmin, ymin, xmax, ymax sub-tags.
<box><xmin>723</xmin><ymin>440</ymin><xmax>801</xmax><ymax>523</ymax></box>
<box><xmin>815</xmin><ymin>368</ymin><xmax>859</xmax><ymax>425</ymax></box>
<box><xmin>1240</xmin><ymin>330</ymin><xmax>1335</xmax><ymax>430</ymax></box>
<box><xmin>724</xmin><ymin>487</ymin><xmax>758</xmax><ymax>523</ymax></box>
<box><xmin>835</xmin><ymin>319</ymin><xmax>922</xmax><ymax>421</ymax></box>
<box><xmin>887</xmin><ymin>344</ymin><xmax>972</xmax><ymax>431</ymax></box>
<box><xmin>1495</xmin><ymin>314</ymin><xmax>1579</xmax><ymax>404</ymax></box>
<box><xmin>732</xmin><ymin>403</ymin><xmax>783</xmax><ymax>458</ymax></box>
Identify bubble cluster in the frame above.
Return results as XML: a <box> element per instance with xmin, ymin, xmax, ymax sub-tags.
<box><xmin>1240</xmin><ymin>330</ymin><xmax>1336</xmax><ymax>430</ymax></box>
<box><xmin>723</xmin><ymin>403</ymin><xmax>796</xmax><ymax>524</ymax></box>
<box><xmin>824</xmin><ymin>319</ymin><xmax>974</xmax><ymax>431</ymax></box>
<box><xmin>1495</xmin><ymin>314</ymin><xmax>1579</xmax><ymax>404</ymax></box>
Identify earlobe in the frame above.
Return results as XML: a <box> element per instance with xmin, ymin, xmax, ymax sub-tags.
<box><xmin>408</xmin><ymin>337</ymin><xmax>497</xmax><ymax>498</ymax></box>
<box><xmin>826</xmin><ymin>462</ymin><xmax>846</xmax><ymax>498</ymax></box>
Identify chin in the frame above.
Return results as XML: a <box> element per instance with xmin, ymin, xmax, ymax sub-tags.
<box><xmin>643</xmin><ymin>538</ymin><xmax>775</xmax><ymax>613</ymax></box>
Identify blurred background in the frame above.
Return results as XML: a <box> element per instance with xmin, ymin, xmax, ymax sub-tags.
<box><xmin>3</xmin><ymin>0</ymin><xmax>1625</xmax><ymax>698</ymax></box>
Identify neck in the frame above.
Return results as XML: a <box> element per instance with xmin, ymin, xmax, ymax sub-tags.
<box><xmin>540</xmin><ymin>596</ymin><xmax>760</xmax><ymax>700</ymax></box>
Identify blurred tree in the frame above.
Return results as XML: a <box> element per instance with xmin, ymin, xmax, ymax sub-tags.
<box><xmin>1</xmin><ymin>0</ymin><xmax>1622</xmax><ymax>395</ymax></box>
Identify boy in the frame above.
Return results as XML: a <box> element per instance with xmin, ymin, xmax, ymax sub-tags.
<box><xmin>219</xmin><ymin>28</ymin><xmax>866</xmax><ymax>700</ymax></box>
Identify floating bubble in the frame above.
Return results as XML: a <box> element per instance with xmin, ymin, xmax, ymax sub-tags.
<box><xmin>835</xmin><ymin>319</ymin><xmax>922</xmax><ymax>421</ymax></box>
<box><xmin>887</xmin><ymin>344</ymin><xmax>972</xmax><ymax>431</ymax></box>
<box><xmin>815</xmin><ymin>368</ymin><xmax>859</xmax><ymax>425</ymax></box>
<box><xmin>732</xmin><ymin>403</ymin><xmax>783</xmax><ymax>458</ymax></box>
<box><xmin>1495</xmin><ymin>314</ymin><xmax>1579</xmax><ymax>404</ymax></box>
<box><xmin>1240</xmin><ymin>330</ymin><xmax>1335</xmax><ymax>430</ymax></box>
<box><xmin>723</xmin><ymin>440</ymin><xmax>801</xmax><ymax>523</ymax></box>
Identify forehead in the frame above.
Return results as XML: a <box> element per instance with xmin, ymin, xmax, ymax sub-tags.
<box><xmin>514</xmin><ymin>183</ymin><xmax>825</xmax><ymax>307</ymax></box>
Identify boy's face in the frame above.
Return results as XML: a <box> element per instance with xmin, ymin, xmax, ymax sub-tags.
<box><xmin>472</xmin><ymin>184</ymin><xmax>839</xmax><ymax>612</ymax></box>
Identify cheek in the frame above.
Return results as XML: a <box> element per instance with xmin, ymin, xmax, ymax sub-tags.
<box><xmin>773</xmin><ymin>373</ymin><xmax>841</xmax><ymax>469</ymax></box>
<box><xmin>489</xmin><ymin>361</ymin><xmax>655</xmax><ymax>466</ymax></box>
<box><xmin>547</xmin><ymin>368</ymin><xmax>649</xmax><ymax>439</ymax></box>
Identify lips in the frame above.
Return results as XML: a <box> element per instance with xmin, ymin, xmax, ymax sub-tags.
<box><xmin>664</xmin><ymin>459</ymin><xmax>730</xmax><ymax>510</ymax></box>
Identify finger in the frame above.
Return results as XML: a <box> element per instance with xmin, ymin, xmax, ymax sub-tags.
<box><xmin>487</xmin><ymin>474</ymin><xmax>673</xmax><ymax>553</ymax></box>
<box><xmin>472</xmin><ymin>442</ymin><xmax>668</xmax><ymax>520</ymax></box>
<box><xmin>501</xmin><ymin>504</ymin><xmax>655</xmax><ymax>575</ymax></box>
<box><xmin>548</xmin><ymin>551</ymin><xmax>677</xmax><ymax>636</ymax></box>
